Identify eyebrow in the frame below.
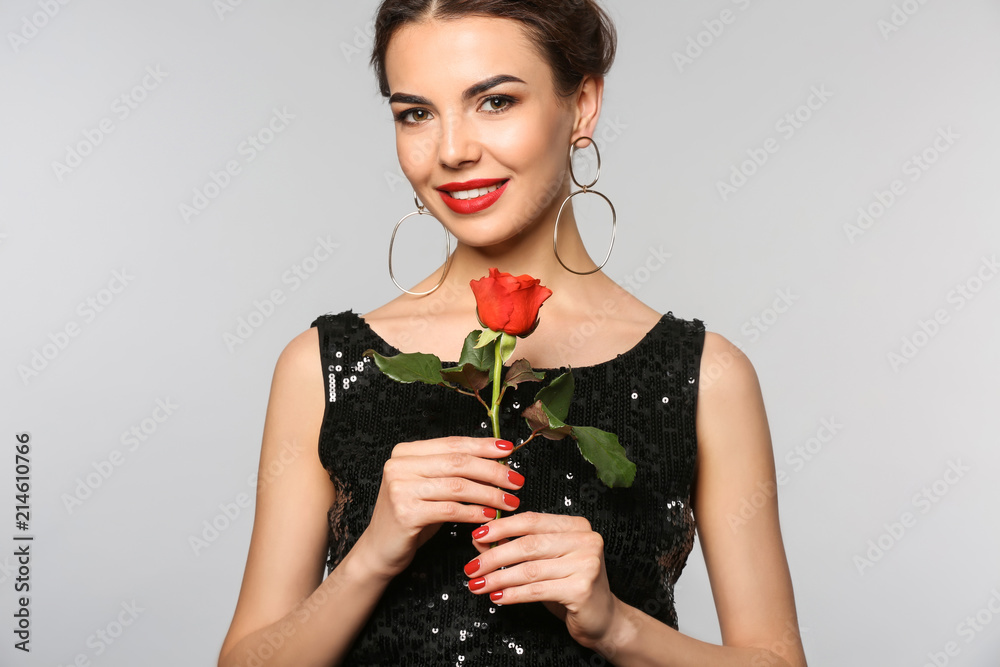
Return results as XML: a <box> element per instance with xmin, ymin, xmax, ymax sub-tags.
<box><xmin>388</xmin><ymin>74</ymin><xmax>527</xmax><ymax>106</ymax></box>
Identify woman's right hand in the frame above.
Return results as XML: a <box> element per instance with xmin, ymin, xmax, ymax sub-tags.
<box><xmin>356</xmin><ymin>436</ymin><xmax>524</xmax><ymax>580</ymax></box>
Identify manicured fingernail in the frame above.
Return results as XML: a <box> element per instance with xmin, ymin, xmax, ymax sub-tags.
<box><xmin>507</xmin><ymin>469</ymin><xmax>525</xmax><ymax>486</ymax></box>
<box><xmin>503</xmin><ymin>493</ymin><xmax>520</xmax><ymax>509</ymax></box>
<box><xmin>495</xmin><ymin>439</ymin><xmax>513</xmax><ymax>450</ymax></box>
<box><xmin>469</xmin><ymin>577</ymin><xmax>487</xmax><ymax>592</ymax></box>
<box><xmin>472</xmin><ymin>525</ymin><xmax>490</xmax><ymax>540</ymax></box>
<box><xmin>464</xmin><ymin>559</ymin><xmax>480</xmax><ymax>576</ymax></box>
<box><xmin>490</xmin><ymin>590</ymin><xmax>504</xmax><ymax>602</ymax></box>
<box><xmin>483</xmin><ymin>507</ymin><xmax>498</xmax><ymax>519</ymax></box>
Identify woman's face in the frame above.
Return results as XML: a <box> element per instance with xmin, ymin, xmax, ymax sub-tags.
<box><xmin>384</xmin><ymin>15</ymin><xmax>596</xmax><ymax>247</ymax></box>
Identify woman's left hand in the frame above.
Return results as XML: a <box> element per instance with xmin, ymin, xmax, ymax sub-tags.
<box><xmin>463</xmin><ymin>511</ymin><xmax>619</xmax><ymax>649</ymax></box>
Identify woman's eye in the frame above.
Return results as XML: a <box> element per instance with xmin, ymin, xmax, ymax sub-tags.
<box><xmin>395</xmin><ymin>108</ymin><xmax>431</xmax><ymax>124</ymax></box>
<box><xmin>481</xmin><ymin>96</ymin><xmax>511</xmax><ymax>112</ymax></box>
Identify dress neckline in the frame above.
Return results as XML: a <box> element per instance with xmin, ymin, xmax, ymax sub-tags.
<box><xmin>351</xmin><ymin>309</ymin><xmax>669</xmax><ymax>373</ymax></box>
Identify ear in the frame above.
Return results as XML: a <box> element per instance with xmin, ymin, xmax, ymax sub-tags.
<box><xmin>570</xmin><ymin>75</ymin><xmax>605</xmax><ymax>147</ymax></box>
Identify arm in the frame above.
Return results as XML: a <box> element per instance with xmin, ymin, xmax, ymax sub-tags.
<box><xmin>591</xmin><ymin>332</ymin><xmax>808</xmax><ymax>666</ymax></box>
<box><xmin>218</xmin><ymin>327</ymin><xmax>526</xmax><ymax>666</ymax></box>
<box><xmin>217</xmin><ymin>327</ymin><xmax>394</xmax><ymax>667</ymax></box>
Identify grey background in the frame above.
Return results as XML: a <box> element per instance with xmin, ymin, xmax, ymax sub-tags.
<box><xmin>2</xmin><ymin>1</ymin><xmax>999</xmax><ymax>665</ymax></box>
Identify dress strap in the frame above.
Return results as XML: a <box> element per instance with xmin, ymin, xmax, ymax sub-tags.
<box><xmin>310</xmin><ymin>310</ymin><xmax>359</xmax><ymax>404</ymax></box>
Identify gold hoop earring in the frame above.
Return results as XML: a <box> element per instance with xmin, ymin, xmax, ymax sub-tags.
<box><xmin>388</xmin><ymin>191</ymin><xmax>454</xmax><ymax>296</ymax></box>
<box><xmin>553</xmin><ymin>136</ymin><xmax>617</xmax><ymax>275</ymax></box>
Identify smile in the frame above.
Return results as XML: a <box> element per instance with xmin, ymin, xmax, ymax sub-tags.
<box><xmin>437</xmin><ymin>179</ymin><xmax>510</xmax><ymax>215</ymax></box>
<box><xmin>447</xmin><ymin>182</ymin><xmax>506</xmax><ymax>200</ymax></box>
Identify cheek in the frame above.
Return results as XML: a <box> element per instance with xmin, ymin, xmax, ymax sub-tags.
<box><xmin>396</xmin><ymin>130</ymin><xmax>438</xmax><ymax>177</ymax></box>
<box><xmin>494</xmin><ymin>121</ymin><xmax>568</xmax><ymax>187</ymax></box>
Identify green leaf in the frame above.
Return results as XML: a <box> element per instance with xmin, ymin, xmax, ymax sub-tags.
<box><xmin>499</xmin><ymin>332</ymin><xmax>517</xmax><ymax>364</ymax></box>
<box><xmin>474</xmin><ymin>329</ymin><xmax>502</xmax><ymax>349</ymax></box>
<box><xmin>440</xmin><ymin>363</ymin><xmax>490</xmax><ymax>392</ymax></box>
<box><xmin>504</xmin><ymin>358</ymin><xmax>544</xmax><ymax>389</ymax></box>
<box><xmin>457</xmin><ymin>330</ymin><xmax>496</xmax><ymax>372</ymax></box>
<box><xmin>363</xmin><ymin>349</ymin><xmax>445</xmax><ymax>386</ymax></box>
<box><xmin>571</xmin><ymin>426</ymin><xmax>636</xmax><ymax>488</ymax></box>
<box><xmin>535</xmin><ymin>370</ymin><xmax>574</xmax><ymax>422</ymax></box>
<box><xmin>521</xmin><ymin>400</ymin><xmax>573</xmax><ymax>441</ymax></box>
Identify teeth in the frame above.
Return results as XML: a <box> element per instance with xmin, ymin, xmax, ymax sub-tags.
<box><xmin>449</xmin><ymin>181</ymin><xmax>505</xmax><ymax>200</ymax></box>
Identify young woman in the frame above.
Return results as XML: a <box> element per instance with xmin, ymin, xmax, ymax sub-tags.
<box><xmin>219</xmin><ymin>2</ymin><xmax>808</xmax><ymax>665</ymax></box>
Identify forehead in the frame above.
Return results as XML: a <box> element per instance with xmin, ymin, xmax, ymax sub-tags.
<box><xmin>385</xmin><ymin>15</ymin><xmax>549</xmax><ymax>94</ymax></box>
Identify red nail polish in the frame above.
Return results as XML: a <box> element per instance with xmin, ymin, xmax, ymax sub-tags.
<box><xmin>483</xmin><ymin>507</ymin><xmax>498</xmax><ymax>519</ymax></box>
<box><xmin>472</xmin><ymin>525</ymin><xmax>490</xmax><ymax>540</ymax></box>
<box><xmin>495</xmin><ymin>439</ymin><xmax>513</xmax><ymax>450</ymax></box>
<box><xmin>469</xmin><ymin>577</ymin><xmax>487</xmax><ymax>592</ymax></box>
<box><xmin>490</xmin><ymin>590</ymin><xmax>504</xmax><ymax>602</ymax></box>
<box><xmin>464</xmin><ymin>559</ymin><xmax>480</xmax><ymax>576</ymax></box>
<box><xmin>507</xmin><ymin>469</ymin><xmax>525</xmax><ymax>486</ymax></box>
<box><xmin>503</xmin><ymin>493</ymin><xmax>520</xmax><ymax>509</ymax></box>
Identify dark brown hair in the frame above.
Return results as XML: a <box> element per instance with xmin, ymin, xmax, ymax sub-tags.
<box><xmin>369</xmin><ymin>0</ymin><xmax>617</xmax><ymax>103</ymax></box>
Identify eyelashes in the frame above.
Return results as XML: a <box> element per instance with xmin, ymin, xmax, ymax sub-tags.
<box><xmin>393</xmin><ymin>94</ymin><xmax>518</xmax><ymax>126</ymax></box>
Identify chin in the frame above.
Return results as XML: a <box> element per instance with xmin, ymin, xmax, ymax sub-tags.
<box><xmin>448</xmin><ymin>225</ymin><xmax>527</xmax><ymax>249</ymax></box>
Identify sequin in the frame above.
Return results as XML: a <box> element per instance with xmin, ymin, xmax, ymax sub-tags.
<box><xmin>309</xmin><ymin>309</ymin><xmax>706</xmax><ymax>664</ymax></box>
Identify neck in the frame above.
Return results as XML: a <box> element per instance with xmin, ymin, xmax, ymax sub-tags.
<box><xmin>451</xmin><ymin>212</ymin><xmax>594</xmax><ymax>285</ymax></box>
<box><xmin>442</xmin><ymin>206</ymin><xmax>607</xmax><ymax>315</ymax></box>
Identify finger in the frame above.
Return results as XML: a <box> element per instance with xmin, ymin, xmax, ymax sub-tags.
<box><xmin>466</xmin><ymin>560</ymin><xmax>579</xmax><ymax>606</ymax></box>
<box><xmin>471</xmin><ymin>511</ymin><xmax>590</xmax><ymax>543</ymax></box>
<box><xmin>419</xmin><ymin>500</ymin><xmax>512</xmax><ymax>526</ymax></box>
<box><xmin>484</xmin><ymin>579</ymin><xmax>572</xmax><ymax>606</ymax></box>
<box><xmin>465</xmin><ymin>531</ymin><xmax>585</xmax><ymax>577</ymax></box>
<box><xmin>382</xmin><ymin>451</ymin><xmax>524</xmax><ymax>493</ymax></box>
<box><xmin>468</xmin><ymin>557</ymin><xmax>573</xmax><ymax>591</ymax></box>
<box><xmin>415</xmin><ymin>476</ymin><xmax>521</xmax><ymax>513</ymax></box>
<box><xmin>391</xmin><ymin>436</ymin><xmax>515</xmax><ymax>460</ymax></box>
<box><xmin>471</xmin><ymin>534</ymin><xmax>511</xmax><ymax>555</ymax></box>
<box><xmin>416</xmin><ymin>454</ymin><xmax>525</xmax><ymax>491</ymax></box>
<box><xmin>389</xmin><ymin>437</ymin><xmax>524</xmax><ymax>489</ymax></box>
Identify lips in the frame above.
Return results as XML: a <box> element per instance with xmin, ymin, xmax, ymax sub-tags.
<box><xmin>437</xmin><ymin>178</ymin><xmax>510</xmax><ymax>215</ymax></box>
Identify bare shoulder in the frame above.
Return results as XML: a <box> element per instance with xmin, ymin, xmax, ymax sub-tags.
<box><xmin>697</xmin><ymin>331</ymin><xmax>761</xmax><ymax>398</ymax></box>
<box><xmin>277</xmin><ymin>326</ymin><xmax>322</xmax><ymax>375</ymax></box>
<box><xmin>694</xmin><ymin>331</ymin><xmax>769</xmax><ymax>481</ymax></box>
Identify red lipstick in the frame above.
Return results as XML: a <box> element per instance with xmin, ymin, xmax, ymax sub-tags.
<box><xmin>437</xmin><ymin>178</ymin><xmax>509</xmax><ymax>215</ymax></box>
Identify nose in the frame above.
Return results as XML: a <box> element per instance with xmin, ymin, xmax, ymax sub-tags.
<box><xmin>437</xmin><ymin>112</ymin><xmax>481</xmax><ymax>169</ymax></box>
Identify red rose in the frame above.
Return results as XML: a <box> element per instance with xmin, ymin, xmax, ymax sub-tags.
<box><xmin>470</xmin><ymin>268</ymin><xmax>553</xmax><ymax>336</ymax></box>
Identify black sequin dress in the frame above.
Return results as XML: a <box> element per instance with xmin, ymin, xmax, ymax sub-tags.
<box><xmin>309</xmin><ymin>309</ymin><xmax>706</xmax><ymax>665</ymax></box>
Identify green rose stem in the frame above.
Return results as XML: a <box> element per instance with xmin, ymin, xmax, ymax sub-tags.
<box><xmin>489</xmin><ymin>334</ymin><xmax>507</xmax><ymax>527</ymax></box>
